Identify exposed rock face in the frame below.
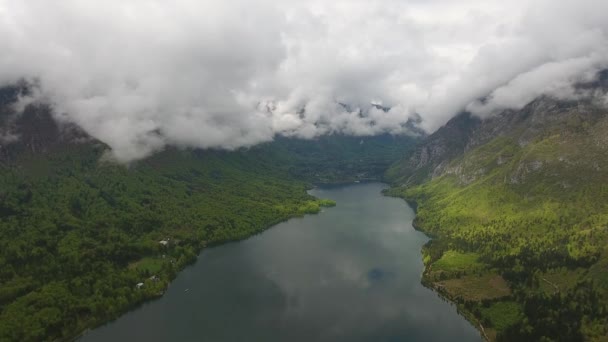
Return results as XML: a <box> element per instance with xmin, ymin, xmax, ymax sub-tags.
<box><xmin>0</xmin><ymin>85</ymin><xmax>94</xmax><ymax>165</ymax></box>
<box><xmin>389</xmin><ymin>81</ymin><xmax>608</xmax><ymax>187</ymax></box>
<box><xmin>388</xmin><ymin>112</ymin><xmax>481</xmax><ymax>185</ymax></box>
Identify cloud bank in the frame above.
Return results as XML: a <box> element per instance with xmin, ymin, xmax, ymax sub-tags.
<box><xmin>0</xmin><ymin>0</ymin><xmax>607</xmax><ymax>161</ymax></box>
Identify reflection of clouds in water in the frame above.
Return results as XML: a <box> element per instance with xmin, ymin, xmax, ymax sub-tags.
<box><xmin>253</xmin><ymin>239</ymin><xmax>421</xmax><ymax>339</ymax></box>
<box><xmin>229</xmin><ymin>183</ymin><xmax>477</xmax><ymax>341</ymax></box>
<box><xmin>81</xmin><ymin>184</ymin><xmax>478</xmax><ymax>342</ymax></box>
<box><xmin>386</xmin><ymin>223</ymin><xmax>408</xmax><ymax>233</ymax></box>
<box><xmin>333</xmin><ymin>257</ymin><xmax>369</xmax><ymax>288</ymax></box>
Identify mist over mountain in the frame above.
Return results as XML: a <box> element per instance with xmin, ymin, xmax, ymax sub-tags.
<box><xmin>383</xmin><ymin>68</ymin><xmax>608</xmax><ymax>341</ymax></box>
<box><xmin>387</xmin><ymin>69</ymin><xmax>608</xmax><ymax>185</ymax></box>
<box><xmin>4</xmin><ymin>2</ymin><xmax>608</xmax><ymax>341</ymax></box>
<box><xmin>1</xmin><ymin>0</ymin><xmax>607</xmax><ymax>161</ymax></box>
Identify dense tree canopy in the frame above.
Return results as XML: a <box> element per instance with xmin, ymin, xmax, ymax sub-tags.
<box><xmin>0</xmin><ymin>133</ymin><xmax>414</xmax><ymax>341</ymax></box>
<box><xmin>0</xmin><ymin>146</ymin><xmax>333</xmax><ymax>341</ymax></box>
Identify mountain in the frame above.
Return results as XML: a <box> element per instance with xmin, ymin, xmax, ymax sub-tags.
<box><xmin>387</xmin><ymin>70</ymin><xmax>608</xmax><ymax>187</ymax></box>
<box><xmin>0</xmin><ymin>88</ymin><xmax>416</xmax><ymax>341</ymax></box>
<box><xmin>386</xmin><ymin>72</ymin><xmax>608</xmax><ymax>341</ymax></box>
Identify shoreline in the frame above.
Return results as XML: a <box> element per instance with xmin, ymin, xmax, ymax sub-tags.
<box><xmin>78</xmin><ymin>182</ymin><xmax>483</xmax><ymax>342</ymax></box>
<box><xmin>383</xmin><ymin>192</ymin><xmax>488</xmax><ymax>342</ymax></box>
<box><xmin>73</xmin><ymin>197</ymin><xmax>333</xmax><ymax>342</ymax></box>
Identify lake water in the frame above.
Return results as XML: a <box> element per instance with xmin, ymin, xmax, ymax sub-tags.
<box><xmin>81</xmin><ymin>183</ymin><xmax>480</xmax><ymax>342</ymax></box>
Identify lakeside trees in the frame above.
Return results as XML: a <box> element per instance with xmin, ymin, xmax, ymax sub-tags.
<box><xmin>0</xmin><ymin>146</ymin><xmax>335</xmax><ymax>341</ymax></box>
<box><xmin>0</xmin><ymin>128</ymin><xmax>415</xmax><ymax>341</ymax></box>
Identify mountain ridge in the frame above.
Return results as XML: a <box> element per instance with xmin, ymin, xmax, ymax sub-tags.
<box><xmin>386</xmin><ymin>72</ymin><xmax>608</xmax><ymax>340</ymax></box>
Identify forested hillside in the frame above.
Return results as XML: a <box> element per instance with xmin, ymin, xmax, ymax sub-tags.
<box><xmin>386</xmin><ymin>83</ymin><xmax>608</xmax><ymax>341</ymax></box>
<box><xmin>0</xmin><ymin>145</ymin><xmax>338</xmax><ymax>341</ymax></box>
<box><xmin>0</xmin><ymin>86</ymin><xmax>416</xmax><ymax>341</ymax></box>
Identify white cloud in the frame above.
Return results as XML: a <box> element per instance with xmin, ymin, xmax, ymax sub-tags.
<box><xmin>0</xmin><ymin>0</ymin><xmax>606</xmax><ymax>161</ymax></box>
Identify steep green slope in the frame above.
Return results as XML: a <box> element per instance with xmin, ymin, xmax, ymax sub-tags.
<box><xmin>386</xmin><ymin>97</ymin><xmax>608</xmax><ymax>341</ymax></box>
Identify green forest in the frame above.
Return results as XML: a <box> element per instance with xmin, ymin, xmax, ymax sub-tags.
<box><xmin>0</xmin><ymin>145</ymin><xmax>334</xmax><ymax>341</ymax></box>
<box><xmin>0</xmin><ymin>133</ymin><xmax>414</xmax><ymax>341</ymax></box>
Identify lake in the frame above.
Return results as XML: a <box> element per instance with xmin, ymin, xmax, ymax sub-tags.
<box><xmin>81</xmin><ymin>182</ymin><xmax>480</xmax><ymax>342</ymax></box>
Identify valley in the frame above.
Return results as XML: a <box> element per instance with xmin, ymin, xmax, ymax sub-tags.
<box><xmin>0</xmin><ymin>90</ymin><xmax>418</xmax><ymax>341</ymax></box>
<box><xmin>2</xmin><ymin>2</ymin><xmax>608</xmax><ymax>341</ymax></box>
<box><xmin>4</xmin><ymin>82</ymin><xmax>608</xmax><ymax>341</ymax></box>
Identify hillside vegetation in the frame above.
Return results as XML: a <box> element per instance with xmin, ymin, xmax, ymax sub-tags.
<box><xmin>386</xmin><ymin>95</ymin><xmax>608</xmax><ymax>341</ymax></box>
<box><xmin>0</xmin><ymin>86</ymin><xmax>416</xmax><ymax>341</ymax></box>
<box><xmin>0</xmin><ymin>145</ymin><xmax>339</xmax><ymax>341</ymax></box>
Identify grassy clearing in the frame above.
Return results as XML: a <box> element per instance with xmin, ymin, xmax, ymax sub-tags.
<box><xmin>438</xmin><ymin>273</ymin><xmax>511</xmax><ymax>301</ymax></box>
<box><xmin>128</xmin><ymin>257</ymin><xmax>165</xmax><ymax>274</ymax></box>
<box><xmin>480</xmin><ymin>301</ymin><xmax>522</xmax><ymax>331</ymax></box>
<box><xmin>433</xmin><ymin>250</ymin><xmax>483</xmax><ymax>272</ymax></box>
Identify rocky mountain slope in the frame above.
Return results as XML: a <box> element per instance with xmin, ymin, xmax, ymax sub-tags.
<box><xmin>387</xmin><ymin>70</ymin><xmax>608</xmax><ymax>186</ymax></box>
<box><xmin>386</xmin><ymin>71</ymin><xmax>608</xmax><ymax>341</ymax></box>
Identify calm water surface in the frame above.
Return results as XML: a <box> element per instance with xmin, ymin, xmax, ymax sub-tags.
<box><xmin>81</xmin><ymin>183</ymin><xmax>480</xmax><ymax>342</ymax></box>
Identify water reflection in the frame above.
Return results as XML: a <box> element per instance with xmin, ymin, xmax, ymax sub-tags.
<box><xmin>82</xmin><ymin>183</ymin><xmax>480</xmax><ymax>342</ymax></box>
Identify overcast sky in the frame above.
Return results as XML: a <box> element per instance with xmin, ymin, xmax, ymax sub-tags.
<box><xmin>1</xmin><ymin>0</ymin><xmax>607</xmax><ymax>161</ymax></box>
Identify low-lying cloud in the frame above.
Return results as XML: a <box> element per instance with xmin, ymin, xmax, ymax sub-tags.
<box><xmin>0</xmin><ymin>0</ymin><xmax>607</xmax><ymax>161</ymax></box>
